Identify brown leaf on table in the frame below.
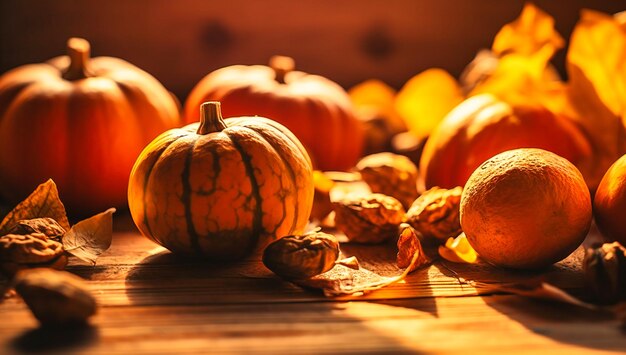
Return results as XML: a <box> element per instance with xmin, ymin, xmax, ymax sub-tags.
<box><xmin>62</xmin><ymin>208</ymin><xmax>115</xmax><ymax>265</ymax></box>
<box><xmin>294</xmin><ymin>230</ymin><xmax>426</xmax><ymax>297</ymax></box>
<box><xmin>396</xmin><ymin>224</ymin><xmax>430</xmax><ymax>272</ymax></box>
<box><xmin>0</xmin><ymin>179</ymin><xmax>70</xmax><ymax>235</ymax></box>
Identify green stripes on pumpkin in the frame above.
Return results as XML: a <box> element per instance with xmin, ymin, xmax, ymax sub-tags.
<box><xmin>142</xmin><ymin>134</ymin><xmax>185</xmax><ymax>247</ymax></box>
<box><xmin>242</xmin><ymin>125</ymin><xmax>300</xmax><ymax>235</ymax></box>
<box><xmin>224</xmin><ymin>131</ymin><xmax>264</xmax><ymax>250</ymax></box>
<box><xmin>181</xmin><ymin>139</ymin><xmax>203</xmax><ymax>254</ymax></box>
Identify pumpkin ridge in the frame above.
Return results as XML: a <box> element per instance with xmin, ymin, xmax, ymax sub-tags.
<box><xmin>223</xmin><ymin>131</ymin><xmax>265</xmax><ymax>247</ymax></box>
<box><xmin>241</xmin><ymin>125</ymin><xmax>299</xmax><ymax>235</ymax></box>
<box><xmin>181</xmin><ymin>139</ymin><xmax>203</xmax><ymax>255</ymax></box>
<box><xmin>142</xmin><ymin>134</ymin><xmax>186</xmax><ymax>246</ymax></box>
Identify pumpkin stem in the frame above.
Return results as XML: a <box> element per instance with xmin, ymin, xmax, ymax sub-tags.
<box><xmin>198</xmin><ymin>102</ymin><xmax>228</xmax><ymax>135</ymax></box>
<box><xmin>62</xmin><ymin>37</ymin><xmax>93</xmax><ymax>80</ymax></box>
<box><xmin>269</xmin><ymin>55</ymin><xmax>295</xmax><ymax>84</ymax></box>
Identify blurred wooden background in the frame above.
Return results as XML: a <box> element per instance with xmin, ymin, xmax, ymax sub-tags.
<box><xmin>0</xmin><ymin>1</ymin><xmax>623</xmax><ymax>99</ymax></box>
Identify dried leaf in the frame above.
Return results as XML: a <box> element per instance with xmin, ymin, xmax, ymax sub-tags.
<box><xmin>294</xmin><ymin>232</ymin><xmax>426</xmax><ymax>297</ymax></box>
<box><xmin>438</xmin><ymin>233</ymin><xmax>479</xmax><ymax>264</ymax></box>
<box><xmin>62</xmin><ymin>208</ymin><xmax>115</xmax><ymax>265</ymax></box>
<box><xmin>492</xmin><ymin>3</ymin><xmax>564</xmax><ymax>57</ymax></box>
<box><xmin>395</xmin><ymin>68</ymin><xmax>463</xmax><ymax>139</ymax></box>
<box><xmin>396</xmin><ymin>224</ymin><xmax>430</xmax><ymax>272</ymax></box>
<box><xmin>336</xmin><ymin>256</ymin><xmax>360</xmax><ymax>270</ymax></box>
<box><xmin>0</xmin><ymin>180</ymin><xmax>70</xmax><ymax>235</ymax></box>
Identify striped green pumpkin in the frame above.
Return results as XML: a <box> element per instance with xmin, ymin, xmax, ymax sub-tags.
<box><xmin>128</xmin><ymin>101</ymin><xmax>314</xmax><ymax>260</ymax></box>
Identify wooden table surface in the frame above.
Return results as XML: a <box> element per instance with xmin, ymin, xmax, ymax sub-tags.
<box><xmin>1</xmin><ymin>215</ymin><xmax>625</xmax><ymax>354</ymax></box>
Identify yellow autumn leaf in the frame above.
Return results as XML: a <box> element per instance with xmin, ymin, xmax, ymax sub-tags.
<box><xmin>492</xmin><ymin>2</ymin><xmax>564</xmax><ymax>57</ymax></box>
<box><xmin>348</xmin><ymin>79</ymin><xmax>397</xmax><ymax>116</ymax></box>
<box><xmin>564</xmin><ymin>10</ymin><xmax>626</xmax><ymax>189</ymax></box>
<box><xmin>568</xmin><ymin>10</ymin><xmax>626</xmax><ymax>121</ymax></box>
<box><xmin>395</xmin><ymin>68</ymin><xmax>463</xmax><ymax>139</ymax></box>
<box><xmin>438</xmin><ymin>233</ymin><xmax>478</xmax><ymax>264</ymax></box>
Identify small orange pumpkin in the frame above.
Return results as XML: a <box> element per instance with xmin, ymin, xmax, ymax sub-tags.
<box><xmin>183</xmin><ymin>56</ymin><xmax>364</xmax><ymax>171</ymax></box>
<box><xmin>128</xmin><ymin>102</ymin><xmax>314</xmax><ymax>259</ymax></box>
<box><xmin>419</xmin><ymin>94</ymin><xmax>593</xmax><ymax>190</ymax></box>
<box><xmin>0</xmin><ymin>38</ymin><xmax>180</xmax><ymax>213</ymax></box>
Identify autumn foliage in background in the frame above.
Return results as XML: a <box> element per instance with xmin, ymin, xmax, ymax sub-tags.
<box><xmin>350</xmin><ymin>3</ymin><xmax>626</xmax><ymax>191</ymax></box>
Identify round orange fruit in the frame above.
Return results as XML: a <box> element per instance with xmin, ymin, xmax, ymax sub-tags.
<box><xmin>460</xmin><ymin>148</ymin><xmax>592</xmax><ymax>269</ymax></box>
<box><xmin>593</xmin><ymin>154</ymin><xmax>626</xmax><ymax>244</ymax></box>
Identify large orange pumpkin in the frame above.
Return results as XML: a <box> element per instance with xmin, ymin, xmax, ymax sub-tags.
<box><xmin>128</xmin><ymin>102</ymin><xmax>314</xmax><ymax>260</ymax></box>
<box><xmin>419</xmin><ymin>94</ymin><xmax>593</xmax><ymax>190</ymax></box>
<box><xmin>0</xmin><ymin>38</ymin><xmax>180</xmax><ymax>213</ymax></box>
<box><xmin>183</xmin><ymin>56</ymin><xmax>364</xmax><ymax>171</ymax></box>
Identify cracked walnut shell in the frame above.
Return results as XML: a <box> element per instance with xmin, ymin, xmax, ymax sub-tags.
<box><xmin>263</xmin><ymin>232</ymin><xmax>340</xmax><ymax>279</ymax></box>
<box><xmin>356</xmin><ymin>152</ymin><xmax>419</xmax><ymax>209</ymax></box>
<box><xmin>9</xmin><ymin>218</ymin><xmax>66</xmax><ymax>241</ymax></box>
<box><xmin>583</xmin><ymin>242</ymin><xmax>626</xmax><ymax>304</ymax></box>
<box><xmin>333</xmin><ymin>193</ymin><xmax>405</xmax><ymax>244</ymax></box>
<box><xmin>406</xmin><ymin>186</ymin><xmax>462</xmax><ymax>244</ymax></box>
<box><xmin>0</xmin><ymin>233</ymin><xmax>64</xmax><ymax>264</ymax></box>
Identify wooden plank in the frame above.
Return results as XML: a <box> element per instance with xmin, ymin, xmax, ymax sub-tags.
<box><xmin>1</xmin><ymin>296</ymin><xmax>623</xmax><ymax>354</ymax></box>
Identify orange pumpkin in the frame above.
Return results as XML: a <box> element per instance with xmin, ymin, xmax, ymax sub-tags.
<box><xmin>128</xmin><ymin>102</ymin><xmax>314</xmax><ymax>259</ymax></box>
<box><xmin>0</xmin><ymin>38</ymin><xmax>180</xmax><ymax>213</ymax></box>
<box><xmin>419</xmin><ymin>94</ymin><xmax>593</xmax><ymax>190</ymax></box>
<box><xmin>593</xmin><ymin>154</ymin><xmax>626</xmax><ymax>245</ymax></box>
<box><xmin>183</xmin><ymin>56</ymin><xmax>364</xmax><ymax>171</ymax></box>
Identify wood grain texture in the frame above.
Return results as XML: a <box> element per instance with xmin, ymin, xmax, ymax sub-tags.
<box><xmin>1</xmin><ymin>215</ymin><xmax>624</xmax><ymax>353</ymax></box>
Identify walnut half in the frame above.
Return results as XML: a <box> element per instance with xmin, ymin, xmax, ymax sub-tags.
<box><xmin>406</xmin><ymin>186</ymin><xmax>463</xmax><ymax>245</ymax></box>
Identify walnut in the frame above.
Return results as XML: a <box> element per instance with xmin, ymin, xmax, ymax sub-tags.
<box><xmin>13</xmin><ymin>268</ymin><xmax>97</xmax><ymax>325</ymax></box>
<box><xmin>9</xmin><ymin>218</ymin><xmax>66</xmax><ymax>241</ymax></box>
<box><xmin>0</xmin><ymin>233</ymin><xmax>66</xmax><ymax>277</ymax></box>
<box><xmin>263</xmin><ymin>232</ymin><xmax>340</xmax><ymax>279</ymax></box>
<box><xmin>406</xmin><ymin>186</ymin><xmax>462</xmax><ymax>245</ymax></box>
<box><xmin>583</xmin><ymin>242</ymin><xmax>626</xmax><ymax>304</ymax></box>
<box><xmin>333</xmin><ymin>193</ymin><xmax>405</xmax><ymax>244</ymax></box>
<box><xmin>356</xmin><ymin>152</ymin><xmax>419</xmax><ymax>209</ymax></box>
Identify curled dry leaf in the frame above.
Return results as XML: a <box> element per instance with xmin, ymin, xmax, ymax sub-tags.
<box><xmin>263</xmin><ymin>231</ymin><xmax>340</xmax><ymax>279</ymax></box>
<box><xmin>333</xmin><ymin>193</ymin><xmax>405</xmax><ymax>244</ymax></box>
<box><xmin>438</xmin><ymin>233</ymin><xmax>479</xmax><ymax>264</ymax></box>
<box><xmin>294</xmin><ymin>242</ymin><xmax>424</xmax><ymax>297</ymax></box>
<box><xmin>13</xmin><ymin>268</ymin><xmax>97</xmax><ymax>325</ymax></box>
<box><xmin>356</xmin><ymin>152</ymin><xmax>419</xmax><ymax>208</ymax></box>
<box><xmin>583</xmin><ymin>242</ymin><xmax>626</xmax><ymax>304</ymax></box>
<box><xmin>63</xmin><ymin>208</ymin><xmax>115</xmax><ymax>265</ymax></box>
<box><xmin>0</xmin><ymin>179</ymin><xmax>70</xmax><ymax>235</ymax></box>
<box><xmin>406</xmin><ymin>186</ymin><xmax>462</xmax><ymax>245</ymax></box>
<box><xmin>9</xmin><ymin>218</ymin><xmax>66</xmax><ymax>241</ymax></box>
<box><xmin>396</xmin><ymin>224</ymin><xmax>431</xmax><ymax>272</ymax></box>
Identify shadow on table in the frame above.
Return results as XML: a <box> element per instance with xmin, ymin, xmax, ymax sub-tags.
<box><xmin>434</xmin><ymin>254</ymin><xmax>625</xmax><ymax>352</ymax></box>
<box><xmin>483</xmin><ymin>295</ymin><xmax>626</xmax><ymax>352</ymax></box>
<box><xmin>121</xmin><ymin>249</ymin><xmax>435</xmax><ymax>352</ymax></box>
<box><xmin>10</xmin><ymin>323</ymin><xmax>98</xmax><ymax>353</ymax></box>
